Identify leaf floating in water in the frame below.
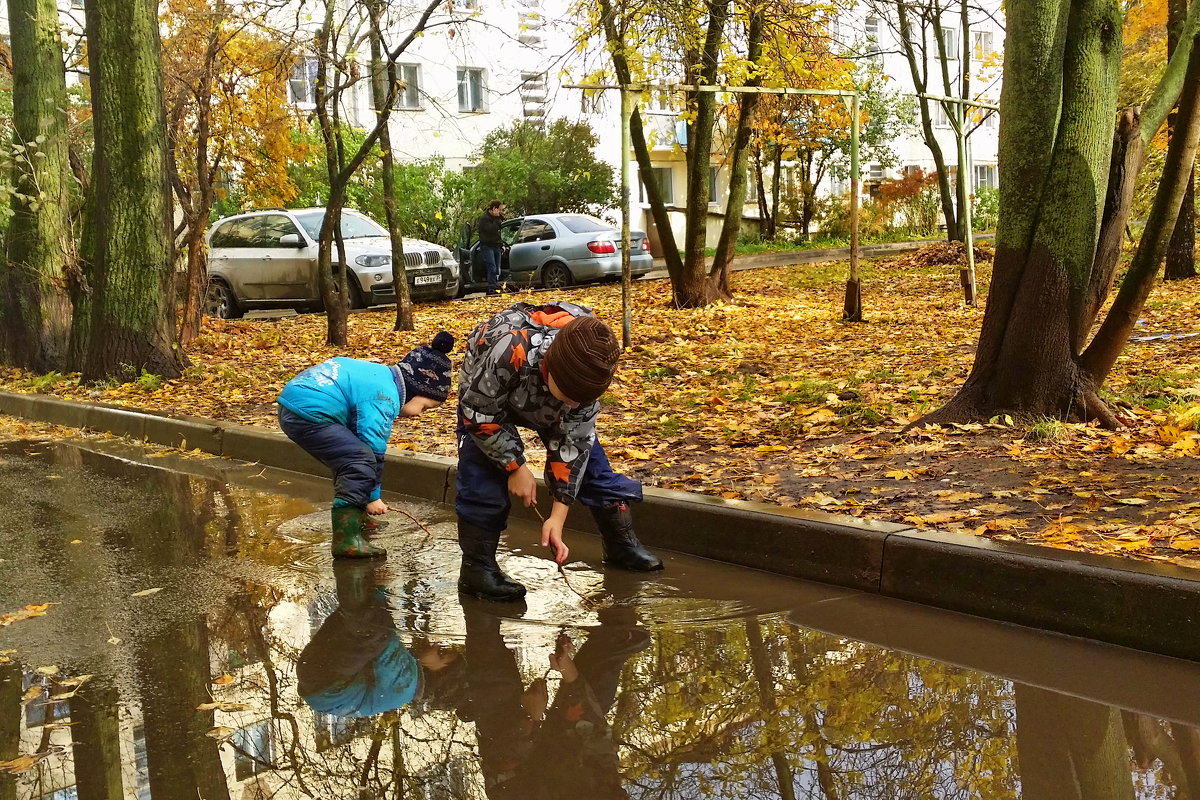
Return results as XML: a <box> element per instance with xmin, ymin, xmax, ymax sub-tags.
<box><xmin>130</xmin><ymin>587</ymin><xmax>163</xmax><ymax>598</ymax></box>
<box><xmin>206</xmin><ymin>726</ymin><xmax>235</xmax><ymax>741</ymax></box>
<box><xmin>34</xmin><ymin>665</ymin><xmax>59</xmax><ymax>677</ymax></box>
<box><xmin>69</xmin><ymin>539</ymin><xmax>82</xmax><ymax>545</ymax></box>
<box><xmin>197</xmin><ymin>701</ymin><xmax>253</xmax><ymax>712</ymax></box>
<box><xmin>212</xmin><ymin>674</ymin><xmax>236</xmax><ymax>686</ymax></box>
<box><xmin>57</xmin><ymin>674</ymin><xmax>92</xmax><ymax>688</ymax></box>
<box><xmin>107</xmin><ymin>637</ymin><xmax>121</xmax><ymax>646</ymax></box>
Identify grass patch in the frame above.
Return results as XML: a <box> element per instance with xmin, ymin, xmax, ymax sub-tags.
<box><xmin>1028</xmin><ymin>417</ymin><xmax>1067</xmax><ymax>442</ymax></box>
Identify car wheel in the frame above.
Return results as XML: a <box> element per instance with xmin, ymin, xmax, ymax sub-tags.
<box><xmin>346</xmin><ymin>281</ymin><xmax>366</xmax><ymax>309</ymax></box>
<box><xmin>540</xmin><ymin>262</ymin><xmax>573</xmax><ymax>289</ymax></box>
<box><xmin>203</xmin><ymin>281</ymin><xmax>243</xmax><ymax>319</ymax></box>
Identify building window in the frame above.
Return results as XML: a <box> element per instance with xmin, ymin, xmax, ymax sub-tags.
<box><xmin>397</xmin><ymin>63</ymin><xmax>421</xmax><ymax>109</ymax></box>
<box><xmin>972</xmin><ymin>30</ymin><xmax>994</xmax><ymax>61</ymax></box>
<box><xmin>867</xmin><ymin>163</ymin><xmax>885</xmax><ymax>181</ymax></box>
<box><xmin>708</xmin><ymin>166</ymin><xmax>719</xmax><ymax>204</ymax></box>
<box><xmin>288</xmin><ymin>58</ymin><xmax>319</xmax><ymax>107</ymax></box>
<box><xmin>233</xmin><ymin>721</ymin><xmax>274</xmax><ymax>781</ymax></box>
<box><xmin>640</xmin><ymin>166</ymin><xmax>674</xmax><ymax>204</ymax></box>
<box><xmin>457</xmin><ymin>67</ymin><xmax>486</xmax><ymax>112</ymax></box>
<box><xmin>69</xmin><ymin>0</ymin><xmax>85</xmax><ymax>7</ymax></box>
<box><xmin>864</xmin><ymin>15</ymin><xmax>880</xmax><ymax>38</ymax></box>
<box><xmin>974</xmin><ymin>164</ymin><xmax>997</xmax><ymax>191</ymax></box>
<box><xmin>745</xmin><ymin>167</ymin><xmax>759</xmax><ymax>203</ymax></box>
<box><xmin>452</xmin><ymin>0</ymin><xmax>478</xmax><ymax>8</ymax></box>
<box><xmin>940</xmin><ymin>26</ymin><xmax>959</xmax><ymax>59</ymax></box>
<box><xmin>932</xmin><ymin>101</ymin><xmax>952</xmax><ymax>128</ymax></box>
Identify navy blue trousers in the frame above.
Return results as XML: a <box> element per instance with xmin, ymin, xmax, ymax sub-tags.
<box><xmin>479</xmin><ymin>244</ymin><xmax>503</xmax><ymax>292</ymax></box>
<box><xmin>455</xmin><ymin>432</ymin><xmax>642</xmax><ymax>531</ymax></box>
<box><xmin>279</xmin><ymin>407</ymin><xmax>382</xmax><ymax>508</ymax></box>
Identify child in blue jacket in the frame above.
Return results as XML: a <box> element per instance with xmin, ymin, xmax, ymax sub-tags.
<box><xmin>277</xmin><ymin>332</ymin><xmax>454</xmax><ymax>559</ymax></box>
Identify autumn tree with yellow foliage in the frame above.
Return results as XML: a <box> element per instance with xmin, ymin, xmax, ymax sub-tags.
<box><xmin>162</xmin><ymin>0</ymin><xmax>310</xmax><ymax>346</ymax></box>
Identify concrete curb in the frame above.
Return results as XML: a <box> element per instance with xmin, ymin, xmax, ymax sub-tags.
<box><xmin>2</xmin><ymin>388</ymin><xmax>1198</xmax><ymax>662</ymax></box>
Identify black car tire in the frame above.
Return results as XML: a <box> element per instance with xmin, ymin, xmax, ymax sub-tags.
<box><xmin>540</xmin><ymin>262</ymin><xmax>573</xmax><ymax>289</ymax></box>
<box><xmin>346</xmin><ymin>281</ymin><xmax>366</xmax><ymax>310</ymax></box>
<box><xmin>203</xmin><ymin>281</ymin><xmax>243</xmax><ymax>319</ymax></box>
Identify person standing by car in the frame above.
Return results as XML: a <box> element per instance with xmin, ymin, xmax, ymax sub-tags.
<box><xmin>476</xmin><ymin>200</ymin><xmax>506</xmax><ymax>297</ymax></box>
<box><xmin>277</xmin><ymin>332</ymin><xmax>455</xmax><ymax>559</ymax></box>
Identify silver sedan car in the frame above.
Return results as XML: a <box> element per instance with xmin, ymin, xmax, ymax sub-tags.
<box><xmin>459</xmin><ymin>213</ymin><xmax>654</xmax><ymax>293</ymax></box>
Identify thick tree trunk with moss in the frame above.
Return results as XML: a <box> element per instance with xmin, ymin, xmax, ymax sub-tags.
<box><xmin>922</xmin><ymin>0</ymin><xmax>1200</xmax><ymax>427</ymax></box>
<box><xmin>1015</xmin><ymin>685</ymin><xmax>1135</xmax><ymax>800</ymax></box>
<box><xmin>0</xmin><ymin>662</ymin><xmax>17</xmax><ymax>800</ymax></box>
<box><xmin>73</xmin><ymin>0</ymin><xmax>185</xmax><ymax>381</ymax></box>
<box><xmin>0</xmin><ymin>0</ymin><xmax>74</xmax><ymax>373</ymax></box>
<box><xmin>71</xmin><ymin>680</ymin><xmax>126</xmax><ymax>800</ymax></box>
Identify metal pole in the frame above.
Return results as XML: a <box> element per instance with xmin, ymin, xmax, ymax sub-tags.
<box><xmin>619</xmin><ymin>88</ymin><xmax>633</xmax><ymax>348</ymax></box>
<box><xmin>956</xmin><ymin>102</ymin><xmax>977</xmax><ymax>306</ymax></box>
<box><xmin>850</xmin><ymin>92</ymin><xmax>860</xmax><ymax>284</ymax></box>
<box><xmin>844</xmin><ymin>91</ymin><xmax>863</xmax><ymax>321</ymax></box>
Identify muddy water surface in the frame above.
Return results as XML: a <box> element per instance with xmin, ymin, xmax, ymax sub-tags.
<box><xmin>0</xmin><ymin>438</ymin><xmax>1198</xmax><ymax>799</ymax></box>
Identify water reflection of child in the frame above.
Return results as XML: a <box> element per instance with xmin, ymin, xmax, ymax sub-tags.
<box><xmin>455</xmin><ymin>598</ymin><xmax>650</xmax><ymax>800</ymax></box>
<box><xmin>296</xmin><ymin>561</ymin><xmax>460</xmax><ymax>717</ymax></box>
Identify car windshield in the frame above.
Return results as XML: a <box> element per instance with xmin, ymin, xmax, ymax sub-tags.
<box><xmin>292</xmin><ymin>211</ymin><xmax>387</xmax><ymax>240</ymax></box>
<box><xmin>556</xmin><ymin>214</ymin><xmax>613</xmax><ymax>234</ymax></box>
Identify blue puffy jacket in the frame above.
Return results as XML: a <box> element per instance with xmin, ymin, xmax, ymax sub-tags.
<box><xmin>278</xmin><ymin>358</ymin><xmax>406</xmax><ymax>500</ymax></box>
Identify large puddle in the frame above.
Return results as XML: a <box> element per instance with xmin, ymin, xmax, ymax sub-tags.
<box><xmin>0</xmin><ymin>438</ymin><xmax>1198</xmax><ymax>799</ymax></box>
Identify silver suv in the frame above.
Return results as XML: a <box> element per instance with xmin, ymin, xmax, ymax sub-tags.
<box><xmin>204</xmin><ymin>207</ymin><xmax>459</xmax><ymax>319</ymax></box>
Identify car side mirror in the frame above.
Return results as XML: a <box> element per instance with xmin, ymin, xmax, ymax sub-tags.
<box><xmin>279</xmin><ymin>233</ymin><xmax>305</xmax><ymax>247</ymax></box>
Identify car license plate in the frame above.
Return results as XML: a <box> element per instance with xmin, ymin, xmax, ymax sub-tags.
<box><xmin>414</xmin><ymin>274</ymin><xmax>440</xmax><ymax>286</ymax></box>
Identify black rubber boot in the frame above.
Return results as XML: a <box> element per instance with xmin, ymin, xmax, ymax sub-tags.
<box><xmin>331</xmin><ymin>505</ymin><xmax>386</xmax><ymax>559</ymax></box>
<box><xmin>457</xmin><ymin>519</ymin><xmax>527</xmax><ymax>602</ymax></box>
<box><xmin>590</xmin><ymin>501</ymin><xmax>663</xmax><ymax>571</ymax></box>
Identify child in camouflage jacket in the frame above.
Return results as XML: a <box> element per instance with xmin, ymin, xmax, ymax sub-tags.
<box><xmin>455</xmin><ymin>301</ymin><xmax>662</xmax><ymax>602</ymax></box>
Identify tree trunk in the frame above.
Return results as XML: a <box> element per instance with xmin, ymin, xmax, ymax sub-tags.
<box><xmin>172</xmin><ymin>8</ymin><xmax>222</xmax><ymax>348</ymax></box>
<box><xmin>1166</xmin><ymin>0</ymin><xmax>1197</xmax><ymax>281</ymax></box>
<box><xmin>753</xmin><ymin>145</ymin><xmax>773</xmax><ymax>239</ymax></box>
<box><xmin>919</xmin><ymin>0</ymin><xmax>1135</xmax><ymax>427</ymax></box>
<box><xmin>368</xmin><ymin>4</ymin><xmax>415</xmax><ymax>332</ymax></box>
<box><xmin>1</xmin><ymin>0</ymin><xmax>74</xmax><ymax>373</ymax></box>
<box><xmin>895</xmin><ymin>1</ymin><xmax>959</xmax><ymax>241</ymax></box>
<box><xmin>71</xmin><ymin>680</ymin><xmax>126</xmax><ymax>800</ymax></box>
<box><xmin>73</xmin><ymin>0</ymin><xmax>186</xmax><ymax>381</ymax></box>
<box><xmin>1165</xmin><ymin>172</ymin><xmax>1197</xmax><ymax>279</ymax></box>
<box><xmin>745</xmin><ymin>620</ymin><xmax>798</xmax><ymax>800</ymax></box>
<box><xmin>1015</xmin><ymin>685</ymin><xmax>1135</xmax><ymax>800</ymax></box>
<box><xmin>598</xmin><ymin>0</ymin><xmax>725</xmax><ymax>307</ymax></box>
<box><xmin>710</xmin><ymin>4</ymin><xmax>763</xmax><ymax>293</ymax></box>
<box><xmin>0</xmin><ymin>662</ymin><xmax>17</xmax><ymax>800</ymax></box>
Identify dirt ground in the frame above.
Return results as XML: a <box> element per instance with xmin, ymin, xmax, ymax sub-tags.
<box><xmin>2</xmin><ymin>248</ymin><xmax>1198</xmax><ymax>567</ymax></box>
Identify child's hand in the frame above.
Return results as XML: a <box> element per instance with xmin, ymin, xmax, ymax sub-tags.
<box><xmin>507</xmin><ymin>466</ymin><xmax>537</xmax><ymax>507</ymax></box>
<box><xmin>366</xmin><ymin>499</ymin><xmax>389</xmax><ymax>515</ymax></box>
<box><xmin>541</xmin><ymin>518</ymin><xmax>569</xmax><ymax>564</ymax></box>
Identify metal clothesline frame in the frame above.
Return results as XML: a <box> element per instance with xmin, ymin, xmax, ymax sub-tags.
<box><xmin>565</xmin><ymin>82</ymin><xmax>863</xmax><ymax>344</ymax></box>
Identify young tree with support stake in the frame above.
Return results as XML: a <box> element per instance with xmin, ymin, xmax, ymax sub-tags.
<box><xmin>921</xmin><ymin>0</ymin><xmax>1200</xmax><ymax>427</ymax></box>
<box><xmin>310</xmin><ymin>0</ymin><xmax>444</xmax><ymax>346</ymax></box>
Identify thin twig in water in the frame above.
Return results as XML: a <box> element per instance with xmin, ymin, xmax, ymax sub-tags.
<box><xmin>386</xmin><ymin>506</ymin><xmax>434</xmax><ymax>539</ymax></box>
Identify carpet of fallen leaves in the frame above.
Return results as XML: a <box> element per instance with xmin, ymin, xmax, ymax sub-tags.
<box><xmin>3</xmin><ymin>248</ymin><xmax>1200</xmax><ymax>568</ymax></box>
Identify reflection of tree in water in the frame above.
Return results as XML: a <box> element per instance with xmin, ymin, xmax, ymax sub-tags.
<box><xmin>7</xmin><ymin>443</ymin><xmax>1200</xmax><ymax>799</ymax></box>
<box><xmin>614</xmin><ymin>619</ymin><xmax>1022</xmax><ymax>799</ymax></box>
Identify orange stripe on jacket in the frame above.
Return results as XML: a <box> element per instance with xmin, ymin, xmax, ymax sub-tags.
<box><xmin>530</xmin><ymin>309</ymin><xmax>575</xmax><ymax>328</ymax></box>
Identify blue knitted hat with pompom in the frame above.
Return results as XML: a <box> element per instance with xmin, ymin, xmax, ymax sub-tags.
<box><xmin>398</xmin><ymin>331</ymin><xmax>454</xmax><ymax>403</ymax></box>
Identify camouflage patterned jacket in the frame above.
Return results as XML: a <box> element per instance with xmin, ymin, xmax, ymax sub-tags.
<box><xmin>458</xmin><ymin>302</ymin><xmax>600</xmax><ymax>504</ymax></box>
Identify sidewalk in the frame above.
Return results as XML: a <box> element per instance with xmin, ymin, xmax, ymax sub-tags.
<box><xmin>643</xmin><ymin>235</ymin><xmax>995</xmax><ymax>279</ymax></box>
<box><xmin>1</xmin><ymin>389</ymin><xmax>1198</xmax><ymax>663</ymax></box>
